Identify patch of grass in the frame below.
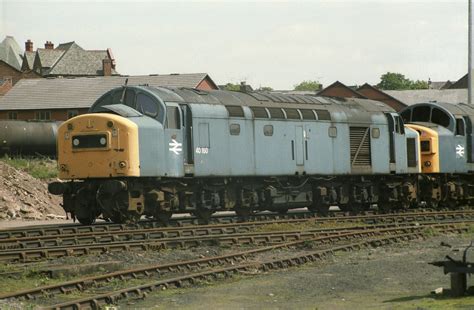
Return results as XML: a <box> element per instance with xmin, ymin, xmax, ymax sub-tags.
<box><xmin>387</xmin><ymin>294</ymin><xmax>474</xmax><ymax>309</ymax></box>
<box><xmin>252</xmin><ymin>220</ymin><xmax>365</xmax><ymax>233</ymax></box>
<box><xmin>463</xmin><ymin>224</ymin><xmax>474</xmax><ymax>236</ymax></box>
<box><xmin>253</xmin><ymin>222</ymin><xmax>320</xmax><ymax>233</ymax></box>
<box><xmin>1</xmin><ymin>155</ymin><xmax>57</xmax><ymax>179</ymax></box>
<box><xmin>422</xmin><ymin>227</ymin><xmax>440</xmax><ymax>237</ymax></box>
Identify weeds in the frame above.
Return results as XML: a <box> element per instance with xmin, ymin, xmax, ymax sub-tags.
<box><xmin>1</xmin><ymin>155</ymin><xmax>57</xmax><ymax>179</ymax></box>
<box><xmin>422</xmin><ymin>227</ymin><xmax>440</xmax><ymax>237</ymax></box>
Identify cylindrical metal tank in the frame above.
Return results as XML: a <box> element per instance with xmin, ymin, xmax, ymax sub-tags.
<box><xmin>0</xmin><ymin>120</ymin><xmax>60</xmax><ymax>156</ymax></box>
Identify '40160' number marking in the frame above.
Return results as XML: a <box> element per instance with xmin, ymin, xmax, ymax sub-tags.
<box><xmin>195</xmin><ymin>147</ymin><xmax>209</xmax><ymax>154</ymax></box>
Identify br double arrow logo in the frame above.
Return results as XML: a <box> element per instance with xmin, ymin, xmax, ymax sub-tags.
<box><xmin>169</xmin><ymin>139</ymin><xmax>182</xmax><ymax>155</ymax></box>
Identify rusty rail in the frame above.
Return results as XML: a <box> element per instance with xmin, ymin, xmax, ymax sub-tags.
<box><xmin>39</xmin><ymin>224</ymin><xmax>468</xmax><ymax>310</ymax></box>
<box><xmin>0</xmin><ymin>214</ymin><xmax>473</xmax><ymax>263</ymax></box>
<box><xmin>0</xmin><ymin>223</ymin><xmax>460</xmax><ymax>302</ymax></box>
<box><xmin>0</xmin><ymin>209</ymin><xmax>470</xmax><ymax>240</ymax></box>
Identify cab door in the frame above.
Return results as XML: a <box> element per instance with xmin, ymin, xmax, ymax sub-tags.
<box><xmin>180</xmin><ymin>105</ymin><xmax>194</xmax><ymax>165</ymax></box>
<box><xmin>164</xmin><ymin>103</ymin><xmax>184</xmax><ymax>177</ymax></box>
<box><xmin>295</xmin><ymin>125</ymin><xmax>305</xmax><ymax>166</ymax></box>
<box><xmin>385</xmin><ymin>113</ymin><xmax>407</xmax><ymax>172</ymax></box>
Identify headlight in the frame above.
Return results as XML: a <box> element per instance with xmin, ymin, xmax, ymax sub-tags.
<box><xmin>72</xmin><ymin>134</ymin><xmax>108</xmax><ymax>149</ymax></box>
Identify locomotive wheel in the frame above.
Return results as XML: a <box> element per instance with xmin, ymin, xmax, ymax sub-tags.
<box><xmin>308</xmin><ymin>205</ymin><xmax>329</xmax><ymax>216</ymax></box>
<box><xmin>193</xmin><ymin>208</ymin><xmax>213</xmax><ymax>222</ymax></box>
<box><xmin>439</xmin><ymin>200</ymin><xmax>457</xmax><ymax>210</ymax></box>
<box><xmin>154</xmin><ymin>211</ymin><xmax>172</xmax><ymax>225</ymax></box>
<box><xmin>110</xmin><ymin>211</ymin><xmax>141</xmax><ymax>224</ymax></box>
<box><xmin>349</xmin><ymin>203</ymin><xmax>363</xmax><ymax>215</ymax></box>
<box><xmin>235</xmin><ymin>207</ymin><xmax>254</xmax><ymax>218</ymax></box>
<box><xmin>278</xmin><ymin>208</ymin><xmax>289</xmax><ymax>215</ymax></box>
<box><xmin>377</xmin><ymin>202</ymin><xmax>392</xmax><ymax>214</ymax></box>
<box><xmin>77</xmin><ymin>216</ymin><xmax>96</xmax><ymax>225</ymax></box>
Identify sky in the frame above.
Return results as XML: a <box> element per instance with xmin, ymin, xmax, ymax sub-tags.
<box><xmin>0</xmin><ymin>0</ymin><xmax>469</xmax><ymax>89</ymax></box>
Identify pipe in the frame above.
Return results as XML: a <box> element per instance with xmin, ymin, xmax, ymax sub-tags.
<box><xmin>469</xmin><ymin>0</ymin><xmax>474</xmax><ymax>104</ymax></box>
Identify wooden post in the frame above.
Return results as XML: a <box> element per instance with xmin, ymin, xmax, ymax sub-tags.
<box><xmin>450</xmin><ymin>272</ymin><xmax>467</xmax><ymax>296</ymax></box>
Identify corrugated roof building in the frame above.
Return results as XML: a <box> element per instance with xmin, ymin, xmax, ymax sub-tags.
<box><xmin>385</xmin><ymin>89</ymin><xmax>467</xmax><ymax>106</ymax></box>
<box><xmin>0</xmin><ymin>73</ymin><xmax>218</xmax><ymax>121</ymax></box>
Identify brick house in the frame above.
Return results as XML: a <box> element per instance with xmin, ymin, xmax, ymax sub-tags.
<box><xmin>22</xmin><ymin>40</ymin><xmax>118</xmax><ymax>77</ymax></box>
<box><xmin>0</xmin><ymin>74</ymin><xmax>218</xmax><ymax>121</ymax></box>
<box><xmin>0</xmin><ymin>36</ymin><xmax>41</xmax><ymax>95</ymax></box>
<box><xmin>317</xmin><ymin>81</ymin><xmax>408</xmax><ymax>111</ymax></box>
<box><xmin>356</xmin><ymin>83</ymin><xmax>407</xmax><ymax>111</ymax></box>
<box><xmin>0</xmin><ymin>36</ymin><xmax>118</xmax><ymax>96</ymax></box>
<box><xmin>317</xmin><ymin>81</ymin><xmax>367</xmax><ymax>99</ymax></box>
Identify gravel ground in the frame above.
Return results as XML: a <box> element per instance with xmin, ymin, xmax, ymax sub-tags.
<box><xmin>130</xmin><ymin>233</ymin><xmax>474</xmax><ymax>310</ymax></box>
<box><xmin>2</xmin><ymin>227</ymin><xmax>474</xmax><ymax>309</ymax></box>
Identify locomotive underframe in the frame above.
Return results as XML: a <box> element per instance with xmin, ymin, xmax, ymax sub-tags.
<box><xmin>48</xmin><ymin>172</ymin><xmax>474</xmax><ymax>225</ymax></box>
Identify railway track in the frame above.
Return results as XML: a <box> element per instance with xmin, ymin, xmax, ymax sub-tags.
<box><xmin>2</xmin><ymin>222</ymin><xmax>468</xmax><ymax>309</ymax></box>
<box><xmin>2</xmin><ymin>209</ymin><xmax>473</xmax><ymax>250</ymax></box>
<box><xmin>0</xmin><ymin>208</ymin><xmax>469</xmax><ymax>240</ymax></box>
<box><xmin>0</xmin><ymin>211</ymin><xmax>473</xmax><ymax>263</ymax></box>
<box><xmin>0</xmin><ymin>223</ymin><xmax>420</xmax><ymax>263</ymax></box>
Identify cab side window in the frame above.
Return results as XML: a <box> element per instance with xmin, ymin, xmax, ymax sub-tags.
<box><xmin>456</xmin><ymin>118</ymin><xmax>465</xmax><ymax>136</ymax></box>
<box><xmin>124</xmin><ymin>89</ymin><xmax>136</xmax><ymax>107</ymax></box>
<box><xmin>136</xmin><ymin>93</ymin><xmax>158</xmax><ymax>117</ymax></box>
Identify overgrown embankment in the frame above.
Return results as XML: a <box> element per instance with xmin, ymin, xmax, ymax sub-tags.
<box><xmin>0</xmin><ymin>157</ymin><xmax>63</xmax><ymax>220</ymax></box>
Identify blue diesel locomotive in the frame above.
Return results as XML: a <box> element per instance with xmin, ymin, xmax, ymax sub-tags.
<box><xmin>48</xmin><ymin>85</ymin><xmax>472</xmax><ymax>224</ymax></box>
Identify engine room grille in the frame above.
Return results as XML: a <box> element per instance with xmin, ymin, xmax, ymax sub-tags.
<box><xmin>406</xmin><ymin>138</ymin><xmax>417</xmax><ymax>167</ymax></box>
<box><xmin>225</xmin><ymin>105</ymin><xmax>245</xmax><ymax>117</ymax></box>
<box><xmin>350</xmin><ymin>127</ymin><xmax>371</xmax><ymax>166</ymax></box>
<box><xmin>300</xmin><ymin>109</ymin><xmax>316</xmax><ymax>120</ymax></box>
<box><xmin>315</xmin><ymin>109</ymin><xmax>331</xmax><ymax>121</ymax></box>
<box><xmin>250</xmin><ymin>107</ymin><xmax>268</xmax><ymax>118</ymax></box>
<box><xmin>284</xmin><ymin>108</ymin><xmax>300</xmax><ymax>119</ymax></box>
<box><xmin>268</xmin><ymin>108</ymin><xmax>286</xmax><ymax>119</ymax></box>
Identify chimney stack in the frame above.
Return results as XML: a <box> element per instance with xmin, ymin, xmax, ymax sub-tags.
<box><xmin>102</xmin><ymin>58</ymin><xmax>112</xmax><ymax>76</ymax></box>
<box><xmin>25</xmin><ymin>40</ymin><xmax>33</xmax><ymax>52</ymax></box>
<box><xmin>44</xmin><ymin>41</ymin><xmax>54</xmax><ymax>49</ymax></box>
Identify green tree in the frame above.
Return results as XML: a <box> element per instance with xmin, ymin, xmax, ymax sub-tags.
<box><xmin>293</xmin><ymin>80</ymin><xmax>321</xmax><ymax>91</ymax></box>
<box><xmin>256</xmin><ymin>86</ymin><xmax>273</xmax><ymax>91</ymax></box>
<box><xmin>377</xmin><ymin>72</ymin><xmax>429</xmax><ymax>90</ymax></box>
<box><xmin>223</xmin><ymin>83</ymin><xmax>241</xmax><ymax>91</ymax></box>
<box><xmin>377</xmin><ymin>72</ymin><xmax>412</xmax><ymax>90</ymax></box>
<box><xmin>410</xmin><ymin>80</ymin><xmax>429</xmax><ymax>90</ymax></box>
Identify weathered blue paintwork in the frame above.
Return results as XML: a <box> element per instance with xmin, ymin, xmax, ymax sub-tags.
<box><xmin>91</xmin><ymin>86</ymin><xmax>423</xmax><ymax>179</ymax></box>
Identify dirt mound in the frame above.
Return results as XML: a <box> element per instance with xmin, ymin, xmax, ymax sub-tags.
<box><xmin>0</xmin><ymin>161</ymin><xmax>64</xmax><ymax>220</ymax></box>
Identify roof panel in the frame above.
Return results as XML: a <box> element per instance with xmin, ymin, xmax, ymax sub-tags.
<box><xmin>0</xmin><ymin>74</ymin><xmax>212</xmax><ymax>110</ymax></box>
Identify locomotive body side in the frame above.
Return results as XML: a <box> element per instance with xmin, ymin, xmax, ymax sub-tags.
<box><xmin>49</xmin><ymin>86</ymin><xmax>422</xmax><ymax>224</ymax></box>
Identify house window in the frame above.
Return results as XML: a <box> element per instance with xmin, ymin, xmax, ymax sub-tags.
<box><xmin>8</xmin><ymin>111</ymin><xmax>17</xmax><ymax>120</ymax></box>
<box><xmin>67</xmin><ymin>110</ymin><xmax>78</xmax><ymax>119</ymax></box>
<box><xmin>35</xmin><ymin>111</ymin><xmax>51</xmax><ymax>120</ymax></box>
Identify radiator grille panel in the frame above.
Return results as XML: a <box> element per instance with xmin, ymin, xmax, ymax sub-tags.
<box><xmin>350</xmin><ymin>127</ymin><xmax>371</xmax><ymax>166</ymax></box>
<box><xmin>406</xmin><ymin>138</ymin><xmax>417</xmax><ymax>167</ymax></box>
